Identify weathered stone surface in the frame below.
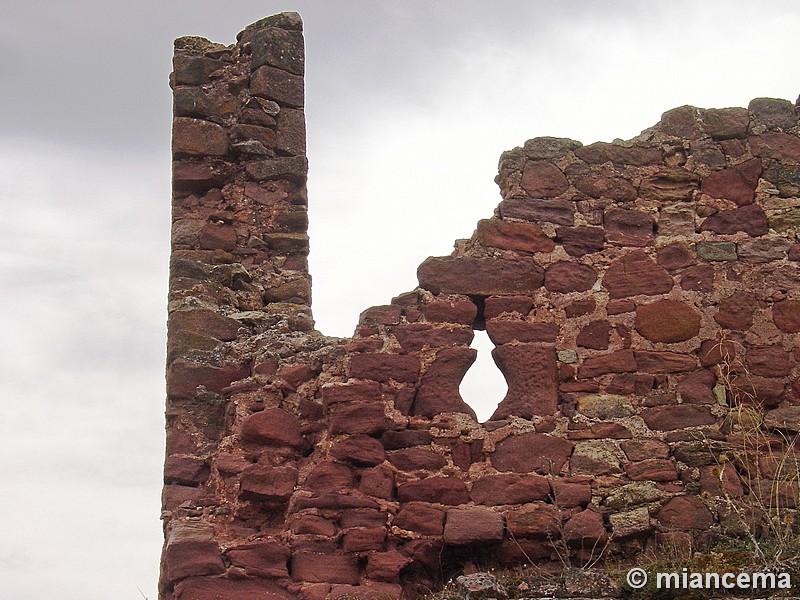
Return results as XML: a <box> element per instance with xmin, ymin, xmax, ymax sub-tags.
<box><xmin>397</xmin><ymin>477</ymin><xmax>470</xmax><ymax>505</ymax></box>
<box><xmin>246</xmin><ymin>156</ymin><xmax>308</xmax><ymax>181</ymax></box>
<box><xmin>555</xmin><ymin>226</ymin><xmax>606</xmax><ymax>256</ymax></box>
<box><xmin>483</xmin><ymin>295</ymin><xmax>535</xmax><ymax>319</ymax></box>
<box><xmin>702</xmin><ymin>107</ymin><xmax>750</xmax><ymax>139</ymax></box>
<box><xmin>604</xmin><ymin>482</ymin><xmax>664</xmax><ymax>510</ymax></box>
<box><xmin>625</xmin><ymin>459</ymin><xmax>677</xmax><ymax>482</ymax></box>
<box><xmin>571</xmin><ymin>440</ymin><xmax>623</xmax><ymax>475</ymax></box>
<box><xmin>749</xmin><ymin>132</ymin><xmax>800</xmax><ymax>161</ymax></box>
<box><xmin>505</xmin><ymin>503</ymin><xmax>561</xmax><ymax>539</ymax></box>
<box><xmin>226</xmin><ymin>540</ymin><xmax>290</xmax><ymax>578</ymax></box>
<box><xmin>521</xmin><ymin>161</ymin><xmax>569</xmax><ymax>197</ymax></box>
<box><xmin>578</xmin><ymin>349</ymin><xmax>637</xmax><ymax>378</ymax></box>
<box><xmin>677</xmin><ymin>369</ymin><xmax>717</xmax><ymax>404</ymax></box>
<box><xmin>485</xmin><ymin>319</ymin><xmax>558</xmax><ymax>344</ymax></box>
<box><xmin>491</xmin><ymin>343</ymin><xmax>558</xmax><ymax>419</ymax></box>
<box><xmin>348</xmin><ymin>353</ymin><xmax>419</xmax><ymax>383</ymax></box>
<box><xmin>635</xmin><ymin>299</ymin><xmax>701</xmax><ymax>343</ymax></box>
<box><xmin>680</xmin><ymin>264</ymin><xmax>715</xmax><ymax>292</ymax></box>
<box><xmin>641</xmin><ymin>405</ymin><xmax>716</xmax><ymax>430</ymax></box>
<box><xmin>172</xmin><ymin>54</ymin><xmax>224</xmax><ymax>86</ymax></box>
<box><xmin>475</xmin><ymin>218</ymin><xmax>555</xmax><ymax>253</ymax></box>
<box><xmin>380</xmin><ymin>429</ymin><xmax>432</xmax><ymax>450</ymax></box>
<box><xmin>417</xmin><ymin>256</ymin><xmax>544</xmax><ymax>295</ymax></box>
<box><xmin>575</xmin><ymin>142</ymin><xmax>661</xmax><ymax>166</ymax></box>
<box><xmin>701</xmin><ymin>158</ymin><xmax>761</xmax><ymax>206</ymax></box>
<box><xmin>657</xmin><ymin>243</ymin><xmax>695</xmax><ymax>271</ymax></box>
<box><xmin>251</xmin><ymin>64</ymin><xmax>304</xmax><ymax>107</ymax></box>
<box><xmin>715</xmin><ymin>292</ymin><xmax>757</xmax><ymax>330</ymax></box>
<box><xmin>470</xmin><ymin>473</ymin><xmax>550</xmax><ymax>505</ymax></box>
<box><xmin>422</xmin><ymin>298</ymin><xmax>478</xmax><ymax>325</ymax></box>
<box><xmin>695</xmin><ymin>241</ymin><xmax>737</xmax><ymax>261</ymax></box>
<box><xmin>551</xmin><ymin>480</ymin><xmax>592</xmax><ymax>508</ymax></box>
<box><xmin>576</xmin><ymin>394</ymin><xmax>634</xmax><ymax>419</ymax></box>
<box><xmin>387</xmin><ymin>447</ymin><xmax>446</xmax><ymax>471</ymax></box>
<box><xmin>763</xmin><ymin>162</ymin><xmax>800</xmax><ymax>197</ymax></box>
<box><xmin>241</xmin><ymin>408</ymin><xmax>304</xmax><ymax>447</ymax></box>
<box><xmin>544</xmin><ymin>261</ymin><xmax>597</xmax><ymax>293</ymax></box>
<box><xmin>764</xmin><ymin>406</ymin><xmax>800</xmax><ymax>433</ymax></box>
<box><xmin>640</xmin><ymin>168</ymin><xmax>699</xmax><ymax>202</ymax></box>
<box><xmin>413</xmin><ymin>346</ymin><xmax>477</xmax><ymax>418</ymax></box>
<box><xmin>621</xmin><ymin>439</ymin><xmax>671</xmax><ymax>461</ymax></box>
<box><xmin>605</xmin><ymin>209</ymin><xmax>655</xmax><ymax>247</ymax></box>
<box><xmin>562</xmin><ymin>509</ymin><xmax>608</xmax><ymax>547</ymax></box>
<box><xmin>661</xmin><ymin>105</ymin><xmax>703</xmax><ymax>138</ymax></box>
<box><xmin>610</xmin><ymin>506</ymin><xmax>652</xmax><ymax>539</ymax></box>
<box><xmin>329</xmin><ymin>402</ymin><xmax>387</xmax><ymax>435</ymax></box>
<box><xmin>747</xmin><ymin>345</ymin><xmax>792</xmax><ymax>376</ymax></box>
<box><xmin>635</xmin><ymin>351</ymin><xmax>697</xmax><ymax>373</ymax></box>
<box><xmin>330</xmin><ymin>435</ymin><xmax>386</xmax><ymax>466</ymax></box>
<box><xmin>173</xmin><ymin>578</ymin><xmax>293</xmax><ymax>600</ymax></box>
<box><xmin>499</xmin><ymin>197</ymin><xmax>575</xmax><ymax>226</ymax></box>
<box><xmin>239</xmin><ymin>464</ymin><xmax>298</xmax><ymax>502</ymax></box>
<box><xmin>366</xmin><ymin>551</ymin><xmax>412</xmax><ymax>583</ymax></box>
<box><xmin>172</xmin><ymin>118</ymin><xmax>229</xmax><ymax>156</ymax></box>
<box><xmin>603</xmin><ymin>251</ymin><xmax>673</xmax><ymax>298</ymax></box>
<box><xmin>251</xmin><ymin>26</ymin><xmax>304</xmax><ymax>74</ymax></box>
<box><xmin>656</xmin><ymin>496</ymin><xmax>714</xmax><ymax>530</ymax></box>
<box><xmin>393</xmin><ymin>502</ymin><xmax>445</xmax><ymax>535</ymax></box>
<box><xmin>658</xmin><ymin>205</ymin><xmax>696</xmax><ymax>237</ymax></box>
<box><xmin>773</xmin><ymin>300</ymin><xmax>800</xmax><ymax>333</ymax></box>
<box><xmin>164</xmin><ymin>456</ymin><xmax>209</xmax><ymax>486</ymax></box>
<box><xmin>322</xmin><ymin>381</ymin><xmax>382</xmax><ymax>406</ymax></box>
<box><xmin>749</xmin><ymin>97</ymin><xmax>797</xmax><ymax>130</ymax></box>
<box><xmin>164</xmin><ymin>523</ymin><xmax>225</xmax><ymax>582</ymax></box>
<box><xmin>167</xmin><ymin>360</ymin><xmax>249</xmax><ymax>398</ymax></box>
<box><xmin>576</xmin><ymin>320</ymin><xmax>612</xmax><ymax>350</ymax></box>
<box><xmin>698</xmin><ymin>337</ymin><xmax>737</xmax><ymax>366</ymax></box>
<box><xmin>701</xmin><ymin>204</ymin><xmax>769</xmax><ymax>236</ymax></box>
<box><xmin>444</xmin><ymin>507</ymin><xmax>505</xmax><ymax>545</ymax></box>
<box><xmin>392</xmin><ymin>323</ymin><xmax>473</xmax><ymax>352</ymax></box>
<box><xmin>291</xmin><ymin>553</ymin><xmax>360</xmax><ymax>584</ymax></box>
<box><xmin>492</xmin><ymin>432</ymin><xmax>573</xmax><ymax>475</ymax></box>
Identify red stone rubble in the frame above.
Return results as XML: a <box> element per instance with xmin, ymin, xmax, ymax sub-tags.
<box><xmin>161</xmin><ymin>11</ymin><xmax>800</xmax><ymax>600</ymax></box>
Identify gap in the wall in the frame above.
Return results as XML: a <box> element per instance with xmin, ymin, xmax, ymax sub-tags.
<box><xmin>460</xmin><ymin>329</ymin><xmax>507</xmax><ymax>423</ymax></box>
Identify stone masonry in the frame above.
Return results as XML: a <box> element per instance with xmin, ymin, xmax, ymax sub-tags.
<box><xmin>162</xmin><ymin>12</ymin><xmax>800</xmax><ymax>600</ymax></box>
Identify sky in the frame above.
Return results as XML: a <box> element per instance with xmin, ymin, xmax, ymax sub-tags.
<box><xmin>1</xmin><ymin>1</ymin><xmax>798</xmax><ymax>598</ymax></box>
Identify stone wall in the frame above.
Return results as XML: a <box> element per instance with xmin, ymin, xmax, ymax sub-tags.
<box><xmin>161</xmin><ymin>12</ymin><xmax>800</xmax><ymax>600</ymax></box>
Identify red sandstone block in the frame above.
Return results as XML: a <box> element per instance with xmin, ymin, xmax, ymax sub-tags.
<box><xmin>625</xmin><ymin>459</ymin><xmax>678</xmax><ymax>482</ymax></box>
<box><xmin>470</xmin><ymin>473</ymin><xmax>550</xmax><ymax>505</ymax></box>
<box><xmin>603</xmin><ymin>251</ymin><xmax>674</xmax><ymax>299</ymax></box>
<box><xmin>492</xmin><ymin>432</ymin><xmax>572</xmax><ymax>475</ymax></box>
<box><xmin>444</xmin><ymin>507</ymin><xmax>504</xmax><ymax>545</ymax></box>
<box><xmin>635</xmin><ymin>300</ymin><xmax>701</xmax><ymax>343</ymax></box>
<box><xmin>604</xmin><ymin>208</ymin><xmax>655</xmax><ymax>247</ymax></box>
<box><xmin>657</xmin><ymin>243</ymin><xmax>696</xmax><ymax>271</ymax></box>
<box><xmin>635</xmin><ymin>351</ymin><xmax>697</xmax><ymax>373</ymax></box>
<box><xmin>251</xmin><ymin>65</ymin><xmax>304</xmax><ymax>107</ymax></box>
<box><xmin>551</xmin><ymin>480</ymin><xmax>592</xmax><ymax>509</ymax></box>
<box><xmin>715</xmin><ymin>292</ymin><xmax>757</xmax><ymax>330</ymax></box>
<box><xmin>680</xmin><ymin>264</ymin><xmax>714</xmax><ymax>292</ymax></box>
<box><xmin>491</xmin><ymin>343</ymin><xmax>558</xmax><ymax>419</ymax></box>
<box><xmin>392</xmin><ymin>323</ymin><xmax>473</xmax><ymax>352</ymax></box>
<box><xmin>571</xmin><ymin>169</ymin><xmax>637</xmax><ymax>201</ymax></box>
<box><xmin>747</xmin><ymin>346</ymin><xmax>793</xmax><ymax>376</ymax></box>
<box><xmin>342</xmin><ymin>527</ymin><xmax>386</xmax><ymax>552</ymax></box>
<box><xmin>565</xmin><ymin>297</ymin><xmax>596</xmax><ymax>317</ymax></box>
<box><xmin>393</xmin><ymin>502</ymin><xmax>445</xmax><ymax>535</ymax></box>
<box><xmin>241</xmin><ymin>408</ymin><xmax>304</xmax><ymax>447</ymax></box>
<box><xmin>505</xmin><ymin>503</ymin><xmax>561</xmax><ymax>539</ymax></box>
<box><xmin>701</xmin><ymin>157</ymin><xmax>761</xmax><ymax>205</ymax></box>
<box><xmin>387</xmin><ymin>447</ymin><xmax>446</xmax><ymax>471</ymax></box>
<box><xmin>164</xmin><ymin>526</ymin><xmax>225</xmax><ymax>582</ymax></box>
<box><xmin>577</xmin><ymin>350</ymin><xmax>636</xmax><ymax>379</ymax></box>
<box><xmin>562</xmin><ymin>509</ymin><xmax>607</xmax><ymax>548</ymax></box>
<box><xmin>239</xmin><ymin>464</ymin><xmax>298</xmax><ymax>502</ymax></box>
<box><xmin>499</xmin><ymin>197</ymin><xmax>575</xmax><ymax>226</ymax></box>
<box><xmin>521</xmin><ymin>160</ymin><xmax>569</xmax><ymax>197</ymax></box>
<box><xmin>576</xmin><ymin>320</ymin><xmax>612</xmax><ymax>350</ymax></box>
<box><xmin>302</xmin><ymin>462</ymin><xmax>355</xmax><ymax>494</ymax></box>
<box><xmin>290</xmin><ymin>514</ymin><xmax>337</xmax><ymax>536</ymax></box>
<box><xmin>397</xmin><ymin>476</ymin><xmax>469</xmax><ymax>505</ymax></box>
<box><xmin>226</xmin><ymin>540</ymin><xmax>290</xmax><ymax>578</ymax></box>
<box><xmin>168</xmin><ymin>309</ymin><xmax>240</xmax><ymax>341</ymax></box>
<box><xmin>173</xmin><ymin>577</ymin><xmax>293</xmax><ymax>599</ymax></box>
<box><xmin>328</xmin><ymin>401</ymin><xmax>387</xmax><ymax>435</ymax></box>
<box><xmin>322</xmin><ymin>381</ymin><xmax>382</xmax><ymax>406</ymax></box>
<box><xmin>172</xmin><ymin>161</ymin><xmax>223</xmax><ymax>192</ymax></box>
<box><xmin>677</xmin><ymin>369</ymin><xmax>716</xmax><ymax>404</ymax></box>
<box><xmin>328</xmin><ymin>582</ymin><xmax>403</xmax><ymax>599</ymax></box>
<box><xmin>413</xmin><ymin>346</ymin><xmax>477</xmax><ymax>418</ymax></box>
<box><xmin>167</xmin><ymin>359</ymin><xmax>249</xmax><ymax>398</ymax></box>
<box><xmin>475</xmin><ymin>218</ymin><xmax>555</xmax><ymax>253</ymax></box>
<box><xmin>164</xmin><ymin>456</ymin><xmax>209</xmax><ymax>486</ymax></box>
<box><xmin>172</xmin><ymin>117</ymin><xmax>229</xmax><ymax>156</ymax></box>
<box><xmin>544</xmin><ymin>261</ymin><xmax>597</xmax><ymax>293</ymax></box>
<box><xmin>417</xmin><ymin>256</ymin><xmax>544</xmax><ymax>296</ymax></box>
<box><xmin>422</xmin><ymin>297</ymin><xmax>478</xmax><ymax>325</ymax></box>
<box><xmin>359</xmin><ymin>304</ymin><xmax>402</xmax><ymax>325</ymax></box>
<box><xmin>485</xmin><ymin>320</ymin><xmax>558</xmax><ymax>345</ymax></box>
<box><xmin>330</xmin><ymin>435</ymin><xmax>386</xmax><ymax>466</ymax></box>
<box><xmin>749</xmin><ymin>132</ymin><xmax>800</xmax><ymax>161</ymax></box>
<box><xmin>291</xmin><ymin>553</ymin><xmax>360</xmax><ymax>584</ymax></box>
<box><xmin>348</xmin><ymin>353</ymin><xmax>420</xmax><ymax>383</ymax></box>
<box><xmin>555</xmin><ymin>226</ymin><xmax>605</xmax><ymax>256</ymax></box>
<box><xmin>656</xmin><ymin>496</ymin><xmax>714</xmax><ymax>530</ymax></box>
<box><xmin>700</xmin><ymin>204</ymin><xmax>768</xmax><ymax>236</ymax></box>
<box><xmin>366</xmin><ymin>551</ymin><xmax>412</xmax><ymax>583</ymax></box>
<box><xmin>773</xmin><ymin>300</ymin><xmax>800</xmax><ymax>333</ymax></box>
<box><xmin>641</xmin><ymin>405</ymin><xmax>716</xmax><ymax>431</ymax></box>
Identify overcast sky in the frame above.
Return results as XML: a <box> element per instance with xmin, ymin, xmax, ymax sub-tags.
<box><xmin>1</xmin><ymin>1</ymin><xmax>798</xmax><ymax>598</ymax></box>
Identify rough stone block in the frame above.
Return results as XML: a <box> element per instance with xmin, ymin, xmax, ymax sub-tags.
<box><xmin>475</xmin><ymin>218</ymin><xmax>555</xmax><ymax>253</ymax></box>
<box><xmin>241</xmin><ymin>408</ymin><xmax>304</xmax><ymax>447</ymax></box>
<box><xmin>444</xmin><ymin>507</ymin><xmax>504</xmax><ymax>545</ymax></box>
<box><xmin>397</xmin><ymin>477</ymin><xmax>470</xmax><ymax>505</ymax></box>
<box><xmin>492</xmin><ymin>432</ymin><xmax>572</xmax><ymax>475</ymax></box>
<box><xmin>417</xmin><ymin>256</ymin><xmax>544</xmax><ymax>295</ymax></box>
<box><xmin>470</xmin><ymin>473</ymin><xmax>550</xmax><ymax>505</ymax></box>
<box><xmin>635</xmin><ymin>300</ymin><xmax>701</xmax><ymax>343</ymax></box>
<box><xmin>491</xmin><ymin>343</ymin><xmax>558</xmax><ymax>419</ymax></box>
<box><xmin>543</xmin><ymin>261</ymin><xmax>597</xmax><ymax>292</ymax></box>
<box><xmin>603</xmin><ymin>251</ymin><xmax>673</xmax><ymax>298</ymax></box>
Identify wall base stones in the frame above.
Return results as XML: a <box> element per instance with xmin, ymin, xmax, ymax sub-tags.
<box><xmin>162</xmin><ymin>12</ymin><xmax>800</xmax><ymax>600</ymax></box>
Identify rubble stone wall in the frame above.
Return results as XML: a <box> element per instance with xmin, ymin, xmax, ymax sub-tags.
<box><xmin>161</xmin><ymin>12</ymin><xmax>800</xmax><ymax>600</ymax></box>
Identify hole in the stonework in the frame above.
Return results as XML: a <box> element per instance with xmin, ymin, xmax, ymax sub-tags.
<box><xmin>460</xmin><ymin>329</ymin><xmax>507</xmax><ymax>422</ymax></box>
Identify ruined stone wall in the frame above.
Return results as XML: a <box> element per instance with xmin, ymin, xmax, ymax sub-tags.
<box><xmin>161</xmin><ymin>12</ymin><xmax>800</xmax><ymax>600</ymax></box>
